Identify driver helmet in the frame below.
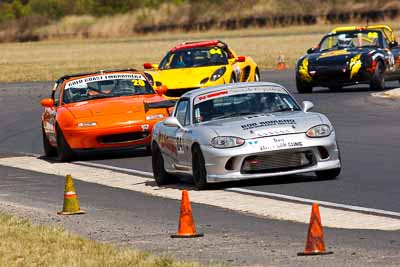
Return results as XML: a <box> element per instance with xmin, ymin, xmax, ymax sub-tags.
<box><xmin>337</xmin><ymin>34</ymin><xmax>353</xmax><ymax>48</ymax></box>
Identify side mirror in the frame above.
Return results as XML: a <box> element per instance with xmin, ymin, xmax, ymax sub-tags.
<box><xmin>389</xmin><ymin>41</ymin><xmax>398</xmax><ymax>48</ymax></box>
<box><xmin>41</xmin><ymin>98</ymin><xmax>54</xmax><ymax>108</ymax></box>
<box><xmin>307</xmin><ymin>48</ymin><xmax>316</xmax><ymax>54</ymax></box>
<box><xmin>155</xmin><ymin>85</ymin><xmax>168</xmax><ymax>96</ymax></box>
<box><xmin>236</xmin><ymin>56</ymin><xmax>246</xmax><ymax>62</ymax></box>
<box><xmin>302</xmin><ymin>101</ymin><xmax>314</xmax><ymax>112</ymax></box>
<box><xmin>143</xmin><ymin>63</ymin><xmax>154</xmax><ymax>69</ymax></box>
<box><xmin>163</xmin><ymin>117</ymin><xmax>181</xmax><ymax>128</ymax></box>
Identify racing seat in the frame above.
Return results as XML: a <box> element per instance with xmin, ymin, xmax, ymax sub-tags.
<box><xmin>197</xmin><ymin>100</ymin><xmax>214</xmax><ymax>122</ymax></box>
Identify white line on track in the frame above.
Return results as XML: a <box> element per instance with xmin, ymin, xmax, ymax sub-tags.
<box><xmin>1</xmin><ymin>156</ymin><xmax>400</xmax><ymax>230</ymax></box>
<box><xmin>76</xmin><ymin>161</ymin><xmax>400</xmax><ymax>218</ymax></box>
<box><xmin>226</xmin><ymin>188</ymin><xmax>400</xmax><ymax>218</ymax></box>
<box><xmin>75</xmin><ymin>161</ymin><xmax>154</xmax><ymax>178</ymax></box>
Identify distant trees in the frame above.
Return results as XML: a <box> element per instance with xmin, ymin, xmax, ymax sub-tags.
<box><xmin>0</xmin><ymin>0</ymin><xmax>187</xmax><ymax>23</ymax></box>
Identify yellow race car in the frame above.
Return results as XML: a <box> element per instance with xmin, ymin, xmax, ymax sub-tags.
<box><xmin>143</xmin><ymin>40</ymin><xmax>260</xmax><ymax>99</ymax></box>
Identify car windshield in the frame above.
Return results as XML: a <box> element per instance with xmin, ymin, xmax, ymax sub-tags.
<box><xmin>193</xmin><ymin>92</ymin><xmax>301</xmax><ymax>123</ymax></box>
<box><xmin>62</xmin><ymin>74</ymin><xmax>154</xmax><ymax>104</ymax></box>
<box><xmin>159</xmin><ymin>47</ymin><xmax>229</xmax><ymax>70</ymax></box>
<box><xmin>319</xmin><ymin>30</ymin><xmax>382</xmax><ymax>52</ymax></box>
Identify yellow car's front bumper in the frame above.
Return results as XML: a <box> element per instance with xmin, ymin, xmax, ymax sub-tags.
<box><xmin>163</xmin><ymin>77</ymin><xmax>229</xmax><ymax>100</ymax></box>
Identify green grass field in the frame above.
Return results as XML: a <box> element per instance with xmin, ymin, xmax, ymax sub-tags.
<box><xmin>1</xmin><ymin>22</ymin><xmax>400</xmax><ymax>82</ymax></box>
<box><xmin>0</xmin><ymin>212</ymin><xmax>203</xmax><ymax>267</ymax></box>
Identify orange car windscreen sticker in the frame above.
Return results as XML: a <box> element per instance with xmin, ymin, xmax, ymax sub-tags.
<box><xmin>65</xmin><ymin>73</ymin><xmax>145</xmax><ymax>89</ymax></box>
<box><xmin>132</xmin><ymin>79</ymin><xmax>145</xmax><ymax>87</ymax></box>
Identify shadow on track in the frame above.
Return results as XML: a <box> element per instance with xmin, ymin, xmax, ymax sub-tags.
<box><xmin>38</xmin><ymin>146</ymin><xmax>151</xmax><ymax>163</ymax></box>
<box><xmin>303</xmin><ymin>84</ymin><xmax>398</xmax><ymax>94</ymax></box>
<box><xmin>144</xmin><ymin>173</ymin><xmax>337</xmax><ymax>191</ymax></box>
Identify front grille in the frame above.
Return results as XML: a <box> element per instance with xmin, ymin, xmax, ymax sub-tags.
<box><xmin>241</xmin><ymin>151</ymin><xmax>315</xmax><ymax>174</ymax></box>
<box><xmin>312</xmin><ymin>65</ymin><xmax>349</xmax><ymax>82</ymax></box>
<box><xmin>98</xmin><ymin>132</ymin><xmax>149</xmax><ymax>144</ymax></box>
<box><xmin>165</xmin><ymin>88</ymin><xmax>199</xmax><ymax>98</ymax></box>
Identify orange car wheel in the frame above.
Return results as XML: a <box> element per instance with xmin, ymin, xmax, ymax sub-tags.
<box><xmin>42</xmin><ymin>125</ymin><xmax>56</xmax><ymax>157</ymax></box>
<box><xmin>56</xmin><ymin>125</ymin><xmax>74</xmax><ymax>162</ymax></box>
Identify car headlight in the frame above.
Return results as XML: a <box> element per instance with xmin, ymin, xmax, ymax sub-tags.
<box><xmin>211</xmin><ymin>136</ymin><xmax>245</xmax><ymax>148</ymax></box>
<box><xmin>210</xmin><ymin>66</ymin><xmax>226</xmax><ymax>81</ymax></box>
<box><xmin>146</xmin><ymin>114</ymin><xmax>164</xmax><ymax>120</ymax></box>
<box><xmin>77</xmin><ymin>122</ymin><xmax>97</xmax><ymax>127</ymax></box>
<box><xmin>306</xmin><ymin>124</ymin><xmax>331</xmax><ymax>138</ymax></box>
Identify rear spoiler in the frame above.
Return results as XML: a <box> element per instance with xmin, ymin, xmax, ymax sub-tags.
<box><xmin>144</xmin><ymin>100</ymin><xmax>176</xmax><ymax>114</ymax></box>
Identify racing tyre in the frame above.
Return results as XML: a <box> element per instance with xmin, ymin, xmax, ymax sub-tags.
<box><xmin>230</xmin><ymin>74</ymin><xmax>236</xmax><ymax>83</ymax></box>
<box><xmin>296</xmin><ymin>77</ymin><xmax>312</xmax><ymax>93</ymax></box>
<box><xmin>254</xmin><ymin>70</ymin><xmax>260</xmax><ymax>82</ymax></box>
<box><xmin>192</xmin><ymin>145</ymin><xmax>208</xmax><ymax>190</ymax></box>
<box><xmin>145</xmin><ymin>144</ymin><xmax>151</xmax><ymax>154</ymax></box>
<box><xmin>370</xmin><ymin>61</ymin><xmax>385</xmax><ymax>91</ymax></box>
<box><xmin>315</xmin><ymin>167</ymin><xmax>341</xmax><ymax>180</ymax></box>
<box><xmin>152</xmin><ymin>143</ymin><xmax>175</xmax><ymax>185</ymax></box>
<box><xmin>42</xmin><ymin>125</ymin><xmax>56</xmax><ymax>157</ymax></box>
<box><xmin>56</xmin><ymin>125</ymin><xmax>74</xmax><ymax>162</ymax></box>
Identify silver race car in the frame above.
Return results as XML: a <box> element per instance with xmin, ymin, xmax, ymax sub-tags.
<box><xmin>151</xmin><ymin>82</ymin><xmax>341</xmax><ymax>189</ymax></box>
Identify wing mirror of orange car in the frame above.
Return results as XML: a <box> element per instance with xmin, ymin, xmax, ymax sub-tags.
<box><xmin>236</xmin><ymin>56</ymin><xmax>246</xmax><ymax>62</ymax></box>
<box><xmin>155</xmin><ymin>85</ymin><xmax>168</xmax><ymax>96</ymax></box>
<box><xmin>41</xmin><ymin>98</ymin><xmax>54</xmax><ymax>108</ymax></box>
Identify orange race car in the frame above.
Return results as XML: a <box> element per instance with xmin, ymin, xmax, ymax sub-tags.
<box><xmin>41</xmin><ymin>69</ymin><xmax>174</xmax><ymax>162</ymax></box>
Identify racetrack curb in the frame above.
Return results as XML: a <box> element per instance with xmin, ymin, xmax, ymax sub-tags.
<box><xmin>1</xmin><ymin>156</ymin><xmax>400</xmax><ymax>231</ymax></box>
<box><xmin>371</xmin><ymin>88</ymin><xmax>400</xmax><ymax>100</ymax></box>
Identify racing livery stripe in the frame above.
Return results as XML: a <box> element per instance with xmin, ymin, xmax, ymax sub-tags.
<box><xmin>197</xmin><ymin>90</ymin><xmax>228</xmax><ymax>102</ymax></box>
<box><xmin>194</xmin><ymin>86</ymin><xmax>287</xmax><ymax>105</ymax></box>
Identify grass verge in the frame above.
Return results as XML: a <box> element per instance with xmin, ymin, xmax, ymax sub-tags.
<box><xmin>0</xmin><ymin>211</ymin><xmax>202</xmax><ymax>267</ymax></box>
<box><xmin>1</xmin><ymin>21</ymin><xmax>400</xmax><ymax>82</ymax></box>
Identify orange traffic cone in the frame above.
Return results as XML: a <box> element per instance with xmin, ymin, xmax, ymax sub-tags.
<box><xmin>298</xmin><ymin>203</ymin><xmax>333</xmax><ymax>256</ymax></box>
<box><xmin>171</xmin><ymin>190</ymin><xmax>203</xmax><ymax>238</ymax></box>
<box><xmin>277</xmin><ymin>51</ymin><xmax>286</xmax><ymax>70</ymax></box>
<box><xmin>57</xmin><ymin>174</ymin><xmax>85</xmax><ymax>215</ymax></box>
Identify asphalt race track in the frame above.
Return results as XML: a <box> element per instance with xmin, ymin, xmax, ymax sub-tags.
<box><xmin>1</xmin><ymin>71</ymin><xmax>399</xmax><ymax>212</ymax></box>
<box><xmin>1</xmin><ymin>71</ymin><xmax>400</xmax><ymax>266</ymax></box>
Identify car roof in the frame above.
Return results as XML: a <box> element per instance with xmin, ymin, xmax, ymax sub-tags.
<box><xmin>330</xmin><ymin>24</ymin><xmax>395</xmax><ymax>42</ymax></box>
<box><xmin>170</xmin><ymin>40</ymin><xmax>228</xmax><ymax>52</ymax></box>
<box><xmin>181</xmin><ymin>82</ymin><xmax>289</xmax><ymax>100</ymax></box>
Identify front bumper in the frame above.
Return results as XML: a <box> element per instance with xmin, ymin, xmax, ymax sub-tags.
<box><xmin>63</xmin><ymin>124</ymin><xmax>154</xmax><ymax>149</ymax></box>
<box><xmin>164</xmin><ymin>78</ymin><xmax>228</xmax><ymax>100</ymax></box>
<box><xmin>200</xmin><ymin>132</ymin><xmax>341</xmax><ymax>183</ymax></box>
<box><xmin>298</xmin><ymin>67</ymin><xmax>373</xmax><ymax>87</ymax></box>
